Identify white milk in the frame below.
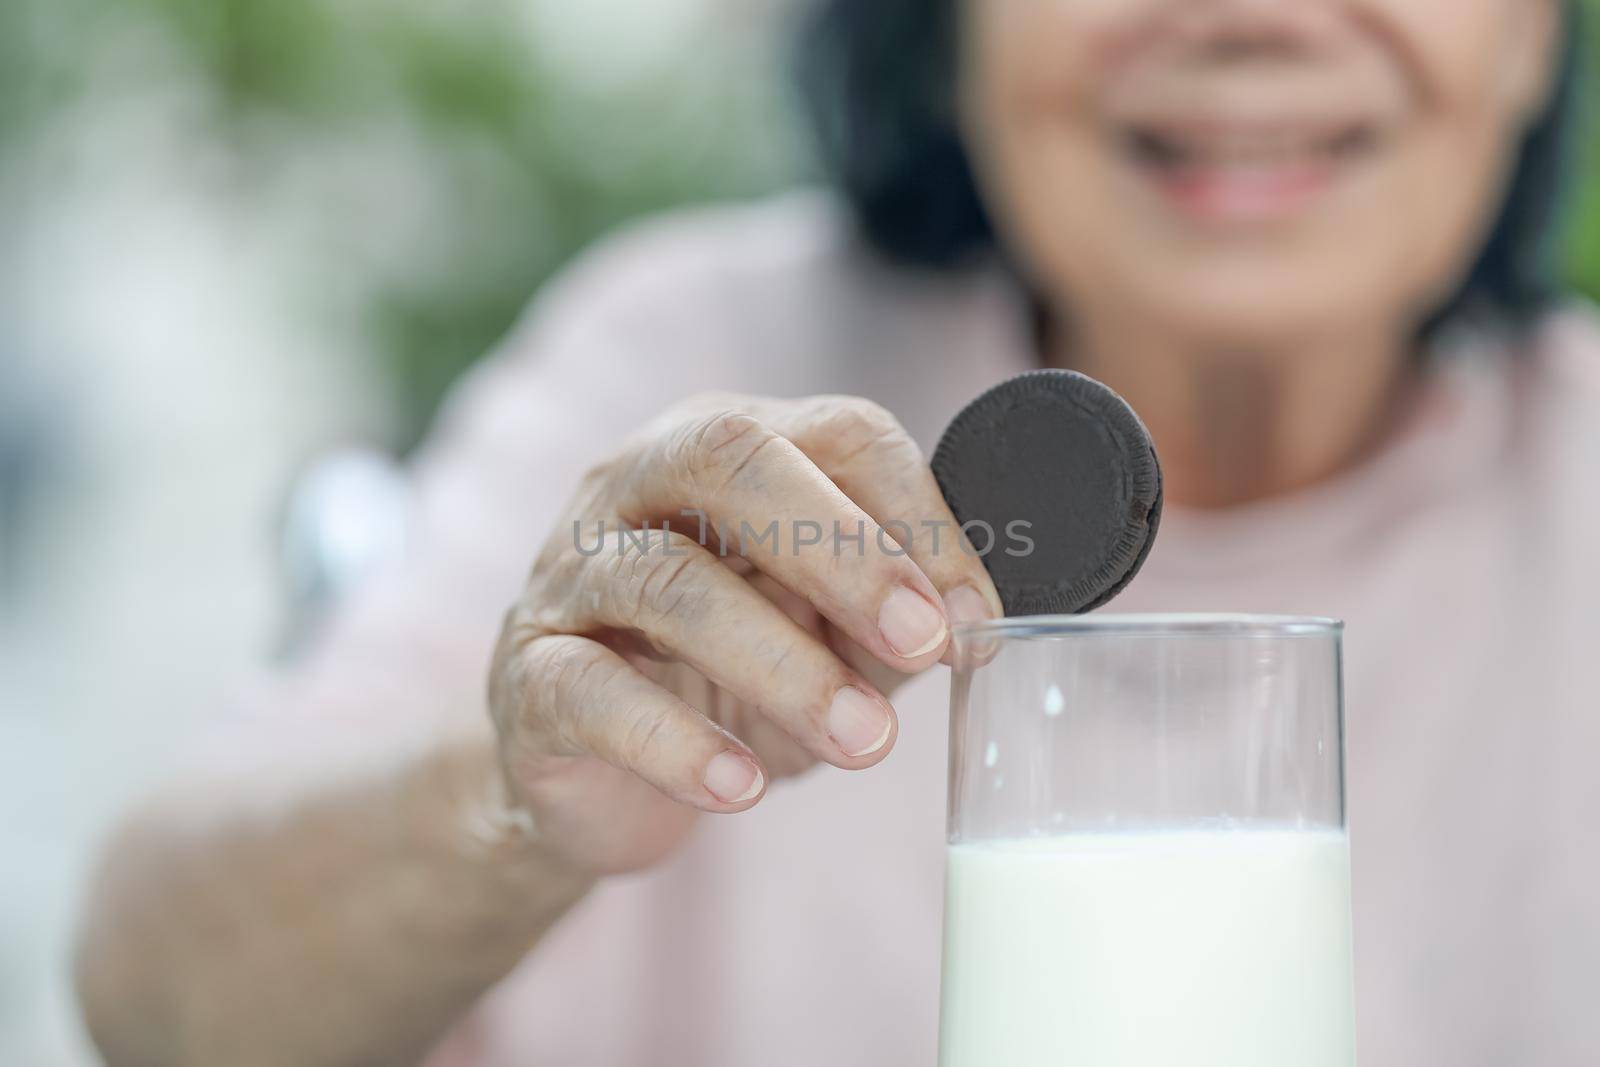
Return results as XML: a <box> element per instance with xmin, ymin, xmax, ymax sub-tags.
<box><xmin>939</xmin><ymin>829</ymin><xmax>1356</xmax><ymax>1066</ymax></box>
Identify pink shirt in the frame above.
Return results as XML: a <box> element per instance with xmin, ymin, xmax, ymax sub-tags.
<box><xmin>239</xmin><ymin>193</ymin><xmax>1600</xmax><ymax>1065</ymax></box>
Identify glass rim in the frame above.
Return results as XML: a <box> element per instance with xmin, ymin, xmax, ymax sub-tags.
<box><xmin>951</xmin><ymin>612</ymin><xmax>1343</xmax><ymax>641</ymax></box>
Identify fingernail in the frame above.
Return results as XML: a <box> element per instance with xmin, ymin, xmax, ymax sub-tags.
<box><xmin>827</xmin><ymin>687</ymin><xmax>893</xmax><ymax>758</ymax></box>
<box><xmin>703</xmin><ymin>751</ymin><xmax>763</xmax><ymax>804</ymax></box>
<box><xmin>878</xmin><ymin>585</ymin><xmax>948</xmax><ymax>659</ymax></box>
<box><xmin>944</xmin><ymin>585</ymin><xmax>997</xmax><ymax>629</ymax></box>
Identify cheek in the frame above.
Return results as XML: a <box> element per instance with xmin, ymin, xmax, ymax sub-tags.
<box><xmin>1355</xmin><ymin>0</ymin><xmax>1533</xmax><ymax>103</ymax></box>
<box><xmin>958</xmin><ymin>1</ymin><xmax>1128</xmax><ymax>269</ymax></box>
<box><xmin>1351</xmin><ymin>0</ymin><xmax>1540</xmax><ymax>297</ymax></box>
<box><xmin>960</xmin><ymin>0</ymin><xmax>1108</xmax><ymax>126</ymax></box>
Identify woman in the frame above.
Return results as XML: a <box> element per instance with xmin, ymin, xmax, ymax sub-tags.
<box><xmin>77</xmin><ymin>1</ymin><xmax>1598</xmax><ymax>1064</ymax></box>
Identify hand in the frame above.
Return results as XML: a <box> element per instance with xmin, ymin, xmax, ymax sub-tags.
<box><xmin>488</xmin><ymin>394</ymin><xmax>1003</xmax><ymax>876</ymax></box>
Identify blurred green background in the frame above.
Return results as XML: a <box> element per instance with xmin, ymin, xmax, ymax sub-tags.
<box><xmin>6</xmin><ymin>0</ymin><xmax>808</xmax><ymax>447</ymax></box>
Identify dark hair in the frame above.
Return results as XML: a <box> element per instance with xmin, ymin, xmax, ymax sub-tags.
<box><xmin>798</xmin><ymin>1</ymin><xmax>1584</xmax><ymax>328</ymax></box>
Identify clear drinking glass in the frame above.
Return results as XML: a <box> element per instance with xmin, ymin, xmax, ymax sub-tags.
<box><xmin>939</xmin><ymin>614</ymin><xmax>1356</xmax><ymax>1067</ymax></box>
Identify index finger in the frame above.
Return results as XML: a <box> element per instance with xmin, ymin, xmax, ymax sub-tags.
<box><xmin>601</xmin><ymin>408</ymin><xmax>953</xmax><ymax>672</ymax></box>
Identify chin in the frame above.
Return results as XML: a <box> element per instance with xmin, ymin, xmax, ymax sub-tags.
<box><xmin>1154</xmin><ymin>279</ymin><xmax>1394</xmax><ymax>352</ymax></box>
<box><xmin>1054</xmin><ymin>240</ymin><xmax>1417</xmax><ymax>354</ymax></box>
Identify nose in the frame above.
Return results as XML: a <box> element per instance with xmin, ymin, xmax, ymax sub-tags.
<box><xmin>1165</xmin><ymin>0</ymin><xmax>1347</xmax><ymax>64</ymax></box>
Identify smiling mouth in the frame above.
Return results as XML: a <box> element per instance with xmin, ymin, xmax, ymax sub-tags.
<box><xmin>1117</xmin><ymin>121</ymin><xmax>1383</xmax><ymax>223</ymax></box>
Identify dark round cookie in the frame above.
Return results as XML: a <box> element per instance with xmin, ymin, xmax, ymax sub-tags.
<box><xmin>931</xmin><ymin>370</ymin><xmax>1163</xmax><ymax>616</ymax></box>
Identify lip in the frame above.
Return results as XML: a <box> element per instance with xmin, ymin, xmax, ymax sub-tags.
<box><xmin>1111</xmin><ymin>114</ymin><xmax>1384</xmax><ymax>225</ymax></box>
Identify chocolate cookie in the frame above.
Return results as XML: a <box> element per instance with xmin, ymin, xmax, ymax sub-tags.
<box><xmin>931</xmin><ymin>370</ymin><xmax>1163</xmax><ymax>616</ymax></box>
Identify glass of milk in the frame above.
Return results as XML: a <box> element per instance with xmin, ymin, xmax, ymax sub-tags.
<box><xmin>940</xmin><ymin>614</ymin><xmax>1355</xmax><ymax>1067</ymax></box>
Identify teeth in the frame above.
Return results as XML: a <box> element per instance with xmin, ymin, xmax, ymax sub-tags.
<box><xmin>1127</xmin><ymin>127</ymin><xmax>1371</xmax><ymax>171</ymax></box>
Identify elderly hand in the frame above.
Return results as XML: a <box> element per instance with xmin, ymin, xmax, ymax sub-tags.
<box><xmin>489</xmin><ymin>394</ymin><xmax>1004</xmax><ymax>876</ymax></box>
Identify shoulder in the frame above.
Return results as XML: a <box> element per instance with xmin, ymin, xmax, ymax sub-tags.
<box><xmin>534</xmin><ymin>189</ymin><xmax>858</xmax><ymax>326</ymax></box>
<box><xmin>1515</xmin><ymin>302</ymin><xmax>1600</xmax><ymax>463</ymax></box>
<box><xmin>1511</xmin><ymin>302</ymin><xmax>1600</xmax><ymax>549</ymax></box>
<box><xmin>425</xmin><ymin>191</ymin><xmax>1028</xmax><ymax>490</ymax></box>
<box><xmin>500</xmin><ymin>189</ymin><xmax>1005</xmax><ymax>382</ymax></box>
<box><xmin>570</xmin><ymin>189</ymin><xmax>860</xmax><ymax>291</ymax></box>
<box><xmin>1526</xmin><ymin>300</ymin><xmax>1600</xmax><ymax>399</ymax></box>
